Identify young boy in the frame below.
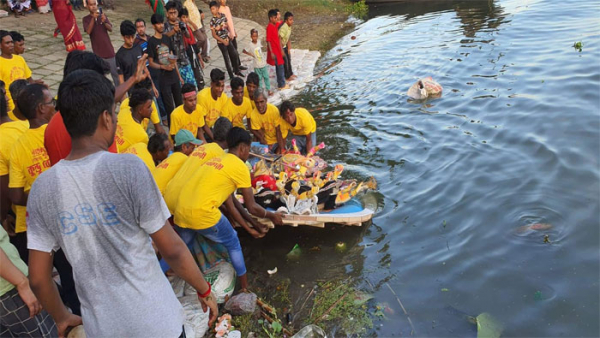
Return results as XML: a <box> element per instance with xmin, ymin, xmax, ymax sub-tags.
<box><xmin>147</xmin><ymin>13</ymin><xmax>183</xmax><ymax>125</ymax></box>
<box><xmin>164</xmin><ymin>1</ymin><xmax>196</xmax><ymax>88</ymax></box>
<box><xmin>209</xmin><ymin>1</ymin><xmax>242</xmax><ymax>79</ymax></box>
<box><xmin>244</xmin><ymin>72</ymin><xmax>259</xmax><ymax>110</ymax></box>
<box><xmin>115</xmin><ymin>88</ymin><xmax>154</xmax><ymax>153</ymax></box>
<box><xmin>218</xmin><ymin>0</ymin><xmax>246</xmax><ymax>71</ymax></box>
<box><xmin>279</xmin><ymin>12</ymin><xmax>296</xmax><ymax>81</ymax></box>
<box><xmin>197</xmin><ymin>69</ymin><xmax>228</xmax><ymax>137</ymax></box>
<box><xmin>169</xmin><ymin>83</ymin><xmax>209</xmax><ymax>142</ymax></box>
<box><xmin>278</xmin><ymin>100</ymin><xmax>317</xmax><ymax>154</ymax></box>
<box><xmin>9</xmin><ymin>31</ymin><xmax>25</xmax><ymax>56</ymax></box>
<box><xmin>0</xmin><ymin>31</ymin><xmax>43</xmax><ymax>120</ymax></box>
<box><xmin>27</xmin><ymin>70</ymin><xmax>216</xmax><ymax>337</ymax></box>
<box><xmin>183</xmin><ymin>0</ymin><xmax>209</xmax><ymax>62</ymax></box>
<box><xmin>265</xmin><ymin>9</ymin><xmax>288</xmax><ymax>90</ymax></box>
<box><xmin>116</xmin><ymin>20</ymin><xmax>145</xmax><ymax>85</ymax></box>
<box><xmin>180</xmin><ymin>8</ymin><xmax>205</xmax><ymax>90</ymax></box>
<box><xmin>243</xmin><ymin>29</ymin><xmax>272</xmax><ymax>96</ymax></box>
<box><xmin>222</xmin><ymin>77</ymin><xmax>252</xmax><ymax>130</ymax></box>
<box><xmin>153</xmin><ymin>129</ymin><xmax>201</xmax><ymax>195</ymax></box>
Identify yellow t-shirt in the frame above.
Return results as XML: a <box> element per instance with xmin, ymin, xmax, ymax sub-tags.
<box><xmin>0</xmin><ymin>120</ymin><xmax>29</xmax><ymax>176</ymax></box>
<box><xmin>123</xmin><ymin>143</ymin><xmax>155</xmax><ymax>170</ymax></box>
<box><xmin>163</xmin><ymin>143</ymin><xmax>225</xmax><ymax>214</ymax></box>
<box><xmin>120</xmin><ymin>97</ymin><xmax>160</xmax><ymax>131</ymax></box>
<box><xmin>152</xmin><ymin>152</ymin><xmax>188</xmax><ymax>195</ymax></box>
<box><xmin>115</xmin><ymin>111</ymin><xmax>149</xmax><ymax>153</ymax></box>
<box><xmin>222</xmin><ymin>97</ymin><xmax>252</xmax><ymax>129</ymax></box>
<box><xmin>243</xmin><ymin>87</ymin><xmax>257</xmax><ymax>111</ymax></box>
<box><xmin>197</xmin><ymin>87</ymin><xmax>227</xmax><ymax>128</ymax></box>
<box><xmin>8</xmin><ymin>125</ymin><xmax>51</xmax><ymax>233</ymax></box>
<box><xmin>0</xmin><ymin>55</ymin><xmax>32</xmax><ymax>113</ymax></box>
<box><xmin>169</xmin><ymin>104</ymin><xmax>206</xmax><ymax>137</ymax></box>
<box><xmin>174</xmin><ymin>153</ymin><xmax>251</xmax><ymax>230</ymax></box>
<box><xmin>250</xmin><ymin>103</ymin><xmax>286</xmax><ymax>145</ymax></box>
<box><xmin>279</xmin><ymin>108</ymin><xmax>317</xmax><ymax>136</ymax></box>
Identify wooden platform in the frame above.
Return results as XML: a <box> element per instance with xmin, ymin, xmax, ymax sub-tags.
<box><xmin>255</xmin><ymin>207</ymin><xmax>375</xmax><ymax>228</ymax></box>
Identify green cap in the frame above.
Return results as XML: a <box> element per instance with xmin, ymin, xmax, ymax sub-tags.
<box><xmin>174</xmin><ymin>129</ymin><xmax>203</xmax><ymax>147</ymax></box>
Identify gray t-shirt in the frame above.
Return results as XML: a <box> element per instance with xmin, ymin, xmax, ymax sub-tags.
<box><xmin>27</xmin><ymin>151</ymin><xmax>184</xmax><ymax>338</ymax></box>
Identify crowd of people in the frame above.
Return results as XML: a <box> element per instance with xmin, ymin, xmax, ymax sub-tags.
<box><xmin>0</xmin><ymin>0</ymin><xmax>318</xmax><ymax>336</ymax></box>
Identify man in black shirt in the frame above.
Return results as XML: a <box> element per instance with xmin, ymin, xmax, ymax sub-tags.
<box><xmin>116</xmin><ymin>21</ymin><xmax>145</xmax><ymax>84</ymax></box>
<box><xmin>147</xmin><ymin>13</ymin><xmax>183</xmax><ymax>125</ymax></box>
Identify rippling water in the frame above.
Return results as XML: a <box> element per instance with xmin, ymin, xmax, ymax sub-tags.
<box><xmin>244</xmin><ymin>0</ymin><xmax>600</xmax><ymax>336</ymax></box>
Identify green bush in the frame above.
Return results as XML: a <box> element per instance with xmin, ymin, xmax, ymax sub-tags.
<box><xmin>346</xmin><ymin>0</ymin><xmax>368</xmax><ymax>19</ymax></box>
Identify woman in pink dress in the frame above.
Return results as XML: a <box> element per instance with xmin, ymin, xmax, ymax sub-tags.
<box><xmin>52</xmin><ymin>0</ymin><xmax>86</xmax><ymax>52</ymax></box>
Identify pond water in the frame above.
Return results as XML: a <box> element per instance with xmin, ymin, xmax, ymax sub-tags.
<box><xmin>242</xmin><ymin>0</ymin><xmax>600</xmax><ymax>336</ymax></box>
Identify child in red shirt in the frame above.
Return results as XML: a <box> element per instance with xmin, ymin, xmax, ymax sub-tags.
<box><xmin>266</xmin><ymin>9</ymin><xmax>288</xmax><ymax>90</ymax></box>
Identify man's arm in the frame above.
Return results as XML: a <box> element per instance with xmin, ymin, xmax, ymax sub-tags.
<box><xmin>114</xmin><ymin>55</ymin><xmax>149</xmax><ymax>103</ymax></box>
<box><xmin>305</xmin><ymin>132</ymin><xmax>313</xmax><ymax>154</ymax></box>
<box><xmin>154</xmin><ymin>123</ymin><xmax>166</xmax><ymax>135</ymax></box>
<box><xmin>118</xmin><ymin>74</ymin><xmax>124</xmax><ymax>86</ymax></box>
<box><xmin>84</xmin><ymin>15</ymin><xmax>97</xmax><ymax>35</ymax></box>
<box><xmin>0</xmin><ymin>248</ymin><xmax>42</xmax><ymax>318</ymax></box>
<box><xmin>276</xmin><ymin>126</ymin><xmax>286</xmax><ymax>154</ymax></box>
<box><xmin>150</xmin><ymin>223</ymin><xmax>218</xmax><ymax>326</ymax></box>
<box><xmin>210</xmin><ymin>28</ymin><xmax>228</xmax><ymax>45</ymax></box>
<box><xmin>246</xmin><ymin>118</ymin><xmax>252</xmax><ymax>132</ymax></box>
<box><xmin>250</xmin><ymin>128</ymin><xmax>266</xmax><ymax>145</ymax></box>
<box><xmin>101</xmin><ymin>15</ymin><xmax>112</xmax><ymax>32</ymax></box>
<box><xmin>29</xmin><ymin>250</ymin><xmax>82</xmax><ymax>336</ymax></box>
<box><xmin>224</xmin><ymin>195</ymin><xmax>263</xmax><ymax>238</ymax></box>
<box><xmin>0</xmin><ymin>175</ymin><xmax>10</xmax><ymax>226</ymax></box>
<box><xmin>8</xmin><ymin>187</ymin><xmax>27</xmax><ymax>206</ymax></box>
<box><xmin>201</xmin><ymin>124</ymin><xmax>213</xmax><ymax>141</ymax></box>
<box><xmin>240</xmin><ymin>187</ymin><xmax>283</xmax><ymax>226</ymax></box>
<box><xmin>197</xmin><ymin>127</ymin><xmax>207</xmax><ymax>143</ymax></box>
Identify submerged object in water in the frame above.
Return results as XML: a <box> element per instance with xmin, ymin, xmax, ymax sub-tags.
<box><xmin>515</xmin><ymin>223</ymin><xmax>553</xmax><ymax>233</ymax></box>
<box><xmin>407</xmin><ymin>76</ymin><xmax>443</xmax><ymax>100</ymax></box>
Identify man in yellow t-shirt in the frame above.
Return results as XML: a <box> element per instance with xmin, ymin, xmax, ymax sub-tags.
<box><xmin>0</xmin><ymin>32</ymin><xmax>43</xmax><ymax>119</ymax></box>
<box><xmin>0</xmin><ymin>89</ymin><xmax>28</xmax><ymax>237</ymax></box>
<box><xmin>163</xmin><ymin>117</ymin><xmax>232</xmax><ymax>214</ymax></box>
<box><xmin>115</xmin><ymin>89</ymin><xmax>154</xmax><ymax>153</ymax></box>
<box><xmin>278</xmin><ymin>100</ymin><xmax>317</xmax><ymax>154</ymax></box>
<box><xmin>8</xmin><ymin>84</ymin><xmax>55</xmax><ymax>238</ymax></box>
<box><xmin>243</xmin><ymin>73</ymin><xmax>259</xmax><ymax>111</ymax></box>
<box><xmin>169</xmin><ymin>84</ymin><xmax>209</xmax><ymax>143</ymax></box>
<box><xmin>123</xmin><ymin>133</ymin><xmax>172</xmax><ymax>171</ymax></box>
<box><xmin>222</xmin><ymin>77</ymin><xmax>252</xmax><ymax>130</ymax></box>
<box><xmin>197</xmin><ymin>69</ymin><xmax>227</xmax><ymax>133</ymax></box>
<box><xmin>153</xmin><ymin>129</ymin><xmax>201</xmax><ymax>195</ymax></box>
<box><xmin>120</xmin><ymin>79</ymin><xmax>165</xmax><ymax>135</ymax></box>
<box><xmin>167</xmin><ymin>127</ymin><xmax>283</xmax><ymax>291</ymax></box>
<box><xmin>250</xmin><ymin>89</ymin><xmax>287</xmax><ymax>153</ymax></box>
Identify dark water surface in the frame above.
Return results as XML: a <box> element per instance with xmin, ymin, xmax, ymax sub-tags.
<box><xmin>243</xmin><ymin>0</ymin><xmax>600</xmax><ymax>336</ymax></box>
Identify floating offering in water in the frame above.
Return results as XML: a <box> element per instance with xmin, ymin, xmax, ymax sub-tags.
<box><xmin>407</xmin><ymin>76</ymin><xmax>443</xmax><ymax>100</ymax></box>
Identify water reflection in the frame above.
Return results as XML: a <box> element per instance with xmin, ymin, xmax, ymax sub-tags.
<box><xmin>367</xmin><ymin>0</ymin><xmax>508</xmax><ymax>38</ymax></box>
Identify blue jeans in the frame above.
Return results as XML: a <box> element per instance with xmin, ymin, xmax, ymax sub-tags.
<box><xmin>275</xmin><ymin>58</ymin><xmax>285</xmax><ymax>88</ymax></box>
<box><xmin>160</xmin><ymin>215</ymin><xmax>247</xmax><ymax>276</ymax></box>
